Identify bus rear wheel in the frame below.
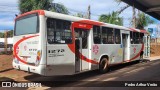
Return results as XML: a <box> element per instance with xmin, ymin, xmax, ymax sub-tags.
<box><xmin>99</xmin><ymin>57</ymin><xmax>109</xmax><ymax>73</ymax></box>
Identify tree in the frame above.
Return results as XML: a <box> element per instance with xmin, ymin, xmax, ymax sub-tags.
<box><xmin>116</xmin><ymin>4</ymin><xmax>130</xmax><ymax>14</ymax></box>
<box><xmin>7</xmin><ymin>30</ymin><xmax>13</xmax><ymax>37</ymax></box>
<box><xmin>114</xmin><ymin>0</ymin><xmax>136</xmax><ymax>27</ymax></box>
<box><xmin>99</xmin><ymin>12</ymin><xmax>123</xmax><ymax>26</ymax></box>
<box><xmin>0</xmin><ymin>32</ymin><xmax>4</xmax><ymax>38</ymax></box>
<box><xmin>136</xmin><ymin>12</ymin><xmax>154</xmax><ymax>29</ymax></box>
<box><xmin>0</xmin><ymin>30</ymin><xmax>13</xmax><ymax>38</ymax></box>
<box><xmin>51</xmin><ymin>3</ymin><xmax>69</xmax><ymax>14</ymax></box>
<box><xmin>114</xmin><ymin>0</ymin><xmax>154</xmax><ymax>29</ymax></box>
<box><xmin>18</xmin><ymin>0</ymin><xmax>69</xmax><ymax>14</ymax></box>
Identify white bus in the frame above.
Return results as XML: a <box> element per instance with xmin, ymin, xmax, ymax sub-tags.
<box><xmin>13</xmin><ymin>10</ymin><xmax>148</xmax><ymax>76</ymax></box>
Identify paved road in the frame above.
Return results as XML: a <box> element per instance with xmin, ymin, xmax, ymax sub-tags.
<box><xmin>1</xmin><ymin>59</ymin><xmax>160</xmax><ymax>90</ymax></box>
<box><xmin>21</xmin><ymin>59</ymin><xmax>160</xmax><ymax>90</ymax></box>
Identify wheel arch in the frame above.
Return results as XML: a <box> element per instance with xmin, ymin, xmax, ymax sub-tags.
<box><xmin>98</xmin><ymin>54</ymin><xmax>110</xmax><ymax>68</ymax></box>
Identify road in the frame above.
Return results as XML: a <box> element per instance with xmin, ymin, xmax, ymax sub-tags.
<box><xmin>1</xmin><ymin>59</ymin><xmax>160</xmax><ymax>90</ymax></box>
<box><xmin>25</xmin><ymin>59</ymin><xmax>160</xmax><ymax>89</ymax></box>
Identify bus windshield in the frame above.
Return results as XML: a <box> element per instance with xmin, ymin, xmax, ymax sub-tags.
<box><xmin>15</xmin><ymin>14</ymin><xmax>38</xmax><ymax>36</ymax></box>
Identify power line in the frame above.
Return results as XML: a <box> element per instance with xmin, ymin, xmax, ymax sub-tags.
<box><xmin>0</xmin><ymin>4</ymin><xmax>18</xmax><ymax>7</ymax></box>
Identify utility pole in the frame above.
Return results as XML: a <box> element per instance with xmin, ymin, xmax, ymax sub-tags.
<box><xmin>4</xmin><ymin>30</ymin><xmax>8</xmax><ymax>53</ymax></box>
<box><xmin>87</xmin><ymin>5</ymin><xmax>91</xmax><ymax>19</ymax></box>
<box><xmin>132</xmin><ymin>4</ymin><xmax>136</xmax><ymax>28</ymax></box>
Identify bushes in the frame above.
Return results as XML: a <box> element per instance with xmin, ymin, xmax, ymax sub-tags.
<box><xmin>0</xmin><ymin>51</ymin><xmax>13</xmax><ymax>55</ymax></box>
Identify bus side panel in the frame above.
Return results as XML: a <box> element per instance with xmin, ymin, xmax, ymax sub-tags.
<box><xmin>46</xmin><ymin>45</ymin><xmax>75</xmax><ymax>76</ymax></box>
<box><xmin>38</xmin><ymin>15</ymin><xmax>46</xmax><ymax>75</ymax></box>
<box><xmin>91</xmin><ymin>44</ymin><xmax>123</xmax><ymax>65</ymax></box>
<box><xmin>130</xmin><ymin>44</ymin><xmax>142</xmax><ymax>61</ymax></box>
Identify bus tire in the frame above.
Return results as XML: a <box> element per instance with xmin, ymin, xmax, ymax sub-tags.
<box><xmin>99</xmin><ymin>57</ymin><xmax>109</xmax><ymax>73</ymax></box>
<box><xmin>139</xmin><ymin>51</ymin><xmax>144</xmax><ymax>62</ymax></box>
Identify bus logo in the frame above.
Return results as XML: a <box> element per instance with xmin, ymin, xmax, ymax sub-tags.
<box><xmin>93</xmin><ymin>45</ymin><xmax>99</xmax><ymax>55</ymax></box>
<box><xmin>133</xmin><ymin>47</ymin><xmax>136</xmax><ymax>53</ymax></box>
<box><xmin>16</xmin><ymin>46</ymin><xmax>19</xmax><ymax>54</ymax></box>
<box><xmin>24</xmin><ymin>45</ymin><xmax>27</xmax><ymax>51</ymax></box>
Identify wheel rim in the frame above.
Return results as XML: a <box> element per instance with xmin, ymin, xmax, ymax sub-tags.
<box><xmin>101</xmin><ymin>58</ymin><xmax>108</xmax><ymax>70</ymax></box>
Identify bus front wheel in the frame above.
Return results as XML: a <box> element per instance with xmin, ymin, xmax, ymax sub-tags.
<box><xmin>99</xmin><ymin>57</ymin><xmax>109</xmax><ymax>73</ymax></box>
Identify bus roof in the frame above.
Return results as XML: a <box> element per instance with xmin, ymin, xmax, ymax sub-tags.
<box><xmin>15</xmin><ymin>10</ymin><xmax>44</xmax><ymax>20</ymax></box>
<box><xmin>129</xmin><ymin>28</ymin><xmax>149</xmax><ymax>34</ymax></box>
<box><xmin>15</xmin><ymin>10</ymin><xmax>148</xmax><ymax>34</ymax></box>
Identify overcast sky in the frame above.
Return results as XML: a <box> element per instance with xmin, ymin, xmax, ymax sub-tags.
<box><xmin>0</xmin><ymin>0</ymin><xmax>159</xmax><ymax>31</ymax></box>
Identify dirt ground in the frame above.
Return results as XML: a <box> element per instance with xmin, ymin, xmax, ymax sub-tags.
<box><xmin>0</xmin><ymin>55</ymin><xmax>31</xmax><ymax>81</ymax></box>
<box><xmin>151</xmin><ymin>44</ymin><xmax>160</xmax><ymax>57</ymax></box>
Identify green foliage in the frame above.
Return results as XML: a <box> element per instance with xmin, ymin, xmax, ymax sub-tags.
<box><xmin>19</xmin><ymin>0</ymin><xmax>53</xmax><ymax>13</ymax></box>
<box><xmin>99</xmin><ymin>12</ymin><xmax>123</xmax><ymax>26</ymax></box>
<box><xmin>136</xmin><ymin>12</ymin><xmax>154</xmax><ymax>29</ymax></box>
<box><xmin>51</xmin><ymin>3</ymin><xmax>69</xmax><ymax>14</ymax></box>
<box><xmin>6</xmin><ymin>30</ymin><xmax>13</xmax><ymax>37</ymax></box>
<box><xmin>0</xmin><ymin>32</ymin><xmax>4</xmax><ymax>38</ymax></box>
<box><xmin>0</xmin><ymin>30</ymin><xmax>13</xmax><ymax>38</ymax></box>
<box><xmin>18</xmin><ymin>0</ymin><xmax>69</xmax><ymax>14</ymax></box>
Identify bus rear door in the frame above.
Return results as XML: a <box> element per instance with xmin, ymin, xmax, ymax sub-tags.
<box><xmin>121</xmin><ymin>30</ymin><xmax>130</xmax><ymax>62</ymax></box>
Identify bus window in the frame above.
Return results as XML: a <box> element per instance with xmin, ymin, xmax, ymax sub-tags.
<box><xmin>133</xmin><ymin>32</ymin><xmax>140</xmax><ymax>44</ymax></box>
<box><xmin>82</xmin><ymin>30</ymin><xmax>88</xmax><ymax>49</ymax></box>
<box><xmin>47</xmin><ymin>18</ymin><xmax>72</xmax><ymax>44</ymax></box>
<box><xmin>101</xmin><ymin>27</ymin><xmax>114</xmax><ymax>44</ymax></box>
<box><xmin>15</xmin><ymin>14</ymin><xmax>38</xmax><ymax>36</ymax></box>
<box><xmin>75</xmin><ymin>28</ymin><xmax>88</xmax><ymax>49</ymax></box>
<box><xmin>107</xmin><ymin>28</ymin><xmax>114</xmax><ymax>44</ymax></box>
<box><xmin>102</xmin><ymin>27</ymin><xmax>108</xmax><ymax>44</ymax></box>
<box><xmin>130</xmin><ymin>31</ymin><xmax>134</xmax><ymax>44</ymax></box>
<box><xmin>115</xmin><ymin>29</ymin><xmax>121</xmax><ymax>44</ymax></box>
<box><xmin>140</xmin><ymin>33</ymin><xmax>144</xmax><ymax>43</ymax></box>
<box><xmin>93</xmin><ymin>26</ymin><xmax>101</xmax><ymax>44</ymax></box>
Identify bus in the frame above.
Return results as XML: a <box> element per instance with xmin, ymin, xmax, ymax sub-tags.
<box><xmin>13</xmin><ymin>10</ymin><xmax>148</xmax><ymax>76</ymax></box>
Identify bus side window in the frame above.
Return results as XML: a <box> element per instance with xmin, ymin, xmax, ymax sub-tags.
<box><xmin>115</xmin><ymin>29</ymin><xmax>121</xmax><ymax>44</ymax></box>
<box><xmin>133</xmin><ymin>32</ymin><xmax>140</xmax><ymax>44</ymax></box>
<box><xmin>130</xmin><ymin>31</ymin><xmax>134</xmax><ymax>44</ymax></box>
<box><xmin>47</xmin><ymin>19</ymin><xmax>55</xmax><ymax>44</ymax></box>
<box><xmin>136</xmin><ymin>32</ymin><xmax>140</xmax><ymax>44</ymax></box>
<box><xmin>93</xmin><ymin>26</ymin><xmax>101</xmax><ymax>44</ymax></box>
<box><xmin>140</xmin><ymin>33</ymin><xmax>144</xmax><ymax>43</ymax></box>
<box><xmin>102</xmin><ymin>27</ymin><xmax>108</xmax><ymax>44</ymax></box>
<box><xmin>107</xmin><ymin>28</ymin><xmax>114</xmax><ymax>44</ymax></box>
<box><xmin>47</xmin><ymin>18</ymin><xmax>72</xmax><ymax>44</ymax></box>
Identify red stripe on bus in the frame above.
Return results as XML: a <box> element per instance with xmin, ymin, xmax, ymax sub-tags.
<box><xmin>109</xmin><ymin>44</ymin><xmax>144</xmax><ymax>66</ymax></box>
<box><xmin>129</xmin><ymin>28</ymin><xmax>139</xmax><ymax>32</ymax></box>
<box><xmin>77</xmin><ymin>20</ymin><xmax>104</xmax><ymax>26</ymax></box>
<box><xmin>15</xmin><ymin>10</ymin><xmax>45</xmax><ymax>20</ymax></box>
<box><xmin>73</xmin><ymin>22</ymin><xmax>93</xmax><ymax>30</ymax></box>
<box><xmin>67</xmin><ymin>43</ymin><xmax>99</xmax><ymax>64</ymax></box>
<box><xmin>68</xmin><ymin>43</ymin><xmax>144</xmax><ymax>65</ymax></box>
<box><xmin>68</xmin><ymin>22</ymin><xmax>99</xmax><ymax>64</ymax></box>
<box><xmin>125</xmin><ymin>44</ymin><xmax>144</xmax><ymax>62</ymax></box>
<box><xmin>140</xmin><ymin>30</ymin><xmax>148</xmax><ymax>34</ymax></box>
<box><xmin>14</xmin><ymin>35</ymin><xmax>39</xmax><ymax>65</ymax></box>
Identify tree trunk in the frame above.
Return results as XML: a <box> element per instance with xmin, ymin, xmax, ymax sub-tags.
<box><xmin>4</xmin><ymin>31</ymin><xmax>8</xmax><ymax>53</ymax></box>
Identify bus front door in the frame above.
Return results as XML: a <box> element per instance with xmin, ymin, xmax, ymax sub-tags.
<box><xmin>122</xmin><ymin>33</ymin><xmax>130</xmax><ymax>61</ymax></box>
<box><xmin>144</xmin><ymin>35</ymin><xmax>150</xmax><ymax>58</ymax></box>
<box><xmin>75</xmin><ymin>28</ymin><xmax>89</xmax><ymax>72</ymax></box>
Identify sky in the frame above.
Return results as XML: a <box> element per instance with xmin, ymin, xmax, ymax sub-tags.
<box><xmin>0</xmin><ymin>0</ymin><xmax>19</xmax><ymax>30</ymax></box>
<box><xmin>0</xmin><ymin>0</ymin><xmax>160</xmax><ymax>36</ymax></box>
